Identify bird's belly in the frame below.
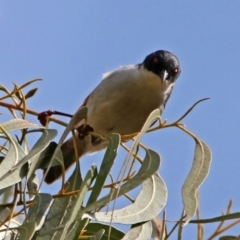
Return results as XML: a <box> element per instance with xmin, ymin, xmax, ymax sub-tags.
<box><xmin>87</xmin><ymin>90</ymin><xmax>164</xmax><ymax>136</ymax></box>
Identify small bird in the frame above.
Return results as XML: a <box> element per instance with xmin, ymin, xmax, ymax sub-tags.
<box><xmin>43</xmin><ymin>50</ymin><xmax>181</xmax><ymax>183</ymax></box>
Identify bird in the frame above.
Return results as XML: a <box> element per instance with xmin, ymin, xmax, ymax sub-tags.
<box><xmin>42</xmin><ymin>50</ymin><xmax>181</xmax><ymax>184</ymax></box>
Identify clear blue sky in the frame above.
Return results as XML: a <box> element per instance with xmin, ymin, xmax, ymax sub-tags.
<box><xmin>1</xmin><ymin>2</ymin><xmax>240</xmax><ymax>238</ymax></box>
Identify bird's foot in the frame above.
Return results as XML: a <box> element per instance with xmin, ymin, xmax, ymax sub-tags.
<box><xmin>77</xmin><ymin>125</ymin><xmax>104</xmax><ymax>145</ymax></box>
<box><xmin>77</xmin><ymin>124</ymin><xmax>94</xmax><ymax>139</ymax></box>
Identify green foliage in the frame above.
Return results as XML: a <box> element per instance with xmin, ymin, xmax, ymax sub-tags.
<box><xmin>0</xmin><ymin>80</ymin><xmax>239</xmax><ymax>240</ymax></box>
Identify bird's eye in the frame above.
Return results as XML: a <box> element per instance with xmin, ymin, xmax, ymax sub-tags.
<box><xmin>153</xmin><ymin>57</ymin><xmax>159</xmax><ymax>64</ymax></box>
<box><xmin>171</xmin><ymin>68</ymin><xmax>179</xmax><ymax>76</ymax></box>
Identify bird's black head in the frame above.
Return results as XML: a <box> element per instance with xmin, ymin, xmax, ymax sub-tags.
<box><xmin>143</xmin><ymin>50</ymin><xmax>181</xmax><ymax>83</ymax></box>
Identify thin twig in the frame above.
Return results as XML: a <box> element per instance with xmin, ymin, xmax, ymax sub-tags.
<box><xmin>0</xmin><ymin>101</ymin><xmax>67</xmax><ymax>126</ymax></box>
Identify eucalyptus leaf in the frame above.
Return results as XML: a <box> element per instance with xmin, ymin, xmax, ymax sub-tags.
<box><xmin>59</xmin><ymin>165</ymin><xmax>97</xmax><ymax>240</ymax></box>
<box><xmin>0</xmin><ymin>139</ymin><xmax>25</xmax><ymax>178</ymax></box>
<box><xmin>84</xmin><ymin>149</ymin><xmax>160</xmax><ymax>213</ymax></box>
<box><xmin>90</xmin><ymin>229</ymin><xmax>105</xmax><ymax>240</ymax></box>
<box><xmin>25</xmin><ymin>88</ymin><xmax>38</xmax><ymax>99</ymax></box>
<box><xmin>219</xmin><ymin>236</ymin><xmax>239</xmax><ymax>240</ymax></box>
<box><xmin>0</xmin><ymin>207</ymin><xmax>11</xmax><ymax>222</ymax></box>
<box><xmin>27</xmin><ymin>173</ymin><xmax>40</xmax><ymax>199</ymax></box>
<box><xmin>0</xmin><ymin>119</ymin><xmax>41</xmax><ymax>133</ymax></box>
<box><xmin>27</xmin><ymin>141</ymin><xmax>64</xmax><ymax>185</ymax></box>
<box><xmin>17</xmin><ymin>221</ymin><xmax>35</xmax><ymax>240</ymax></box>
<box><xmin>0</xmin><ymin>140</ymin><xmax>27</xmax><ymax>189</ymax></box>
<box><xmin>122</xmin><ymin>221</ymin><xmax>152</xmax><ymax>240</ymax></box>
<box><xmin>0</xmin><ymin>129</ymin><xmax>57</xmax><ymax>183</ymax></box>
<box><xmin>0</xmin><ymin>185</ymin><xmax>14</xmax><ymax>199</ymax></box>
<box><xmin>37</xmin><ymin>142</ymin><xmax>64</xmax><ymax>169</ymax></box>
<box><xmin>87</xmin><ymin>133</ymin><xmax>120</xmax><ymax>205</ymax></box>
<box><xmin>91</xmin><ymin>173</ymin><xmax>167</xmax><ymax>224</ymax></box>
<box><xmin>83</xmin><ymin>223</ymin><xmax>124</xmax><ymax>240</ymax></box>
<box><xmin>25</xmin><ymin>193</ymin><xmax>52</xmax><ymax>230</ymax></box>
<box><xmin>190</xmin><ymin>212</ymin><xmax>240</xmax><ymax>224</ymax></box>
<box><xmin>118</xmin><ymin>109</ymin><xmax>160</xmax><ymax>183</ymax></box>
<box><xmin>37</xmin><ymin>160</ymin><xmax>83</xmax><ymax>239</ymax></box>
<box><xmin>182</xmin><ymin>140</ymin><xmax>212</xmax><ymax>225</ymax></box>
<box><xmin>0</xmin><ymin>217</ymin><xmax>20</xmax><ymax>240</ymax></box>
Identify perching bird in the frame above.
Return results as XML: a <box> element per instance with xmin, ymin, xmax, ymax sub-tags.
<box><xmin>43</xmin><ymin>50</ymin><xmax>181</xmax><ymax>183</ymax></box>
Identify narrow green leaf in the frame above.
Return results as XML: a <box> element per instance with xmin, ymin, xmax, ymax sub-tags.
<box><xmin>91</xmin><ymin>173</ymin><xmax>167</xmax><ymax>224</ymax></box>
<box><xmin>37</xmin><ymin>160</ymin><xmax>83</xmax><ymax>239</ymax></box>
<box><xmin>59</xmin><ymin>165</ymin><xmax>97</xmax><ymax>240</ymax></box>
<box><xmin>27</xmin><ymin>173</ymin><xmax>40</xmax><ymax>199</ymax></box>
<box><xmin>219</xmin><ymin>236</ymin><xmax>239</xmax><ymax>240</ymax></box>
<box><xmin>87</xmin><ymin>133</ymin><xmax>120</xmax><ymax>205</ymax></box>
<box><xmin>84</xmin><ymin>149</ymin><xmax>160</xmax><ymax>213</ymax></box>
<box><xmin>25</xmin><ymin>193</ymin><xmax>52</xmax><ymax>229</ymax></box>
<box><xmin>14</xmin><ymin>85</ymin><xmax>22</xmax><ymax>100</ymax></box>
<box><xmin>37</xmin><ymin>142</ymin><xmax>64</xmax><ymax>169</ymax></box>
<box><xmin>33</xmin><ymin>226</ymin><xmax>64</xmax><ymax>238</ymax></box>
<box><xmin>0</xmin><ymin>207</ymin><xmax>11</xmax><ymax>222</ymax></box>
<box><xmin>27</xmin><ymin>142</ymin><xmax>64</xmax><ymax>184</ymax></box>
<box><xmin>182</xmin><ymin>140</ymin><xmax>212</xmax><ymax>225</ymax></box>
<box><xmin>83</xmin><ymin>223</ymin><xmax>124</xmax><ymax>240</ymax></box>
<box><xmin>122</xmin><ymin>221</ymin><xmax>152</xmax><ymax>240</ymax></box>
<box><xmin>90</xmin><ymin>229</ymin><xmax>105</xmax><ymax>240</ymax></box>
<box><xmin>0</xmin><ymin>119</ymin><xmax>41</xmax><ymax>133</ymax></box>
<box><xmin>190</xmin><ymin>212</ymin><xmax>240</xmax><ymax>224</ymax></box>
<box><xmin>0</xmin><ymin>129</ymin><xmax>57</xmax><ymax>182</ymax></box>
<box><xmin>65</xmin><ymin>219</ymin><xmax>89</xmax><ymax>240</ymax></box>
<box><xmin>25</xmin><ymin>88</ymin><xmax>38</xmax><ymax>99</ymax></box>
<box><xmin>0</xmin><ymin>125</ymin><xmax>19</xmax><ymax>164</ymax></box>
<box><xmin>0</xmin><ymin>140</ymin><xmax>27</xmax><ymax>189</ymax></box>
<box><xmin>18</xmin><ymin>129</ymin><xmax>57</xmax><ymax>168</ymax></box>
<box><xmin>64</xmin><ymin>134</ymin><xmax>118</xmax><ymax>239</ymax></box>
<box><xmin>118</xmin><ymin>109</ymin><xmax>160</xmax><ymax>182</ymax></box>
<box><xmin>0</xmin><ymin>218</ymin><xmax>21</xmax><ymax>240</ymax></box>
<box><xmin>17</xmin><ymin>221</ymin><xmax>35</xmax><ymax>240</ymax></box>
<box><xmin>0</xmin><ymin>139</ymin><xmax>25</xmax><ymax>178</ymax></box>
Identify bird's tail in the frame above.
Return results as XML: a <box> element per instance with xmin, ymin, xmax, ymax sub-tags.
<box><xmin>44</xmin><ymin>137</ymin><xmax>86</xmax><ymax>184</ymax></box>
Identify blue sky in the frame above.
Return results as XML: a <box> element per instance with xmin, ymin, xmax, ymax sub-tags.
<box><xmin>1</xmin><ymin>1</ymin><xmax>240</xmax><ymax>238</ymax></box>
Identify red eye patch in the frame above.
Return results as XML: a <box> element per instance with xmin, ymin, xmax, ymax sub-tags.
<box><xmin>153</xmin><ymin>57</ymin><xmax>159</xmax><ymax>63</ymax></box>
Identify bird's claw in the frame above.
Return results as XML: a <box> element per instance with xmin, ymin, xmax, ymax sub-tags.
<box><xmin>77</xmin><ymin>124</ymin><xmax>94</xmax><ymax>139</ymax></box>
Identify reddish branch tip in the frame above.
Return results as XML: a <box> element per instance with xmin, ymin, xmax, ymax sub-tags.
<box><xmin>38</xmin><ymin>110</ymin><xmax>54</xmax><ymax>126</ymax></box>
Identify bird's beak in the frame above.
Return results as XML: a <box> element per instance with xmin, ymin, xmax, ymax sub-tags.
<box><xmin>159</xmin><ymin>70</ymin><xmax>169</xmax><ymax>83</ymax></box>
